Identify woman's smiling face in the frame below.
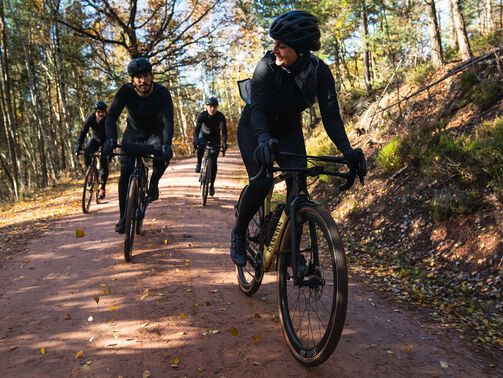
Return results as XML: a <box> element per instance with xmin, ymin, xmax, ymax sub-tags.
<box><xmin>272</xmin><ymin>41</ymin><xmax>299</xmax><ymax>67</ymax></box>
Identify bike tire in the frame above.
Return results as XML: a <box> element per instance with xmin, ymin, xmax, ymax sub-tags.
<box><xmin>81</xmin><ymin>165</ymin><xmax>94</xmax><ymax>214</ymax></box>
<box><xmin>124</xmin><ymin>176</ymin><xmax>139</xmax><ymax>263</ymax></box>
<box><xmin>277</xmin><ymin>204</ymin><xmax>347</xmax><ymax>366</ymax></box>
<box><xmin>95</xmin><ymin>168</ymin><xmax>101</xmax><ymax>204</ymax></box>
<box><xmin>236</xmin><ymin>186</ymin><xmax>264</xmax><ymax>296</ymax></box>
<box><xmin>201</xmin><ymin>158</ymin><xmax>211</xmax><ymax>206</ymax></box>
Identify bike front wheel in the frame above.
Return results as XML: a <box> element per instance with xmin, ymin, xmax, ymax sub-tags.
<box><xmin>81</xmin><ymin>165</ymin><xmax>95</xmax><ymax>214</ymax></box>
<box><xmin>201</xmin><ymin>158</ymin><xmax>211</xmax><ymax>206</ymax></box>
<box><xmin>277</xmin><ymin>204</ymin><xmax>348</xmax><ymax>366</ymax></box>
<box><xmin>124</xmin><ymin>176</ymin><xmax>139</xmax><ymax>262</ymax></box>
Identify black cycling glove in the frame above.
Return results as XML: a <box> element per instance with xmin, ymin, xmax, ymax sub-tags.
<box><xmin>253</xmin><ymin>139</ymin><xmax>275</xmax><ymax>166</ymax></box>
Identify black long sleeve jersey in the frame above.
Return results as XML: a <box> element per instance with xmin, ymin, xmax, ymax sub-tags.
<box><xmin>248</xmin><ymin>51</ymin><xmax>351</xmax><ymax>154</ymax></box>
<box><xmin>78</xmin><ymin>113</ymin><xmax>106</xmax><ymax>146</ymax></box>
<box><xmin>106</xmin><ymin>82</ymin><xmax>174</xmax><ymax>145</ymax></box>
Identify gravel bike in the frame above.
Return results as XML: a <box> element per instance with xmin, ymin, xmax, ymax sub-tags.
<box><xmin>78</xmin><ymin>151</ymin><xmax>101</xmax><ymax>214</ymax></box>
<box><xmin>236</xmin><ymin>144</ymin><xmax>366</xmax><ymax>366</ymax></box>
<box><xmin>199</xmin><ymin>142</ymin><xmax>225</xmax><ymax>206</ymax></box>
<box><xmin>115</xmin><ymin>142</ymin><xmax>163</xmax><ymax>262</ymax></box>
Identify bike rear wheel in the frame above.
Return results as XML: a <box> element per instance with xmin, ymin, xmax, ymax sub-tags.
<box><xmin>81</xmin><ymin>165</ymin><xmax>95</xmax><ymax>214</ymax></box>
<box><xmin>277</xmin><ymin>204</ymin><xmax>347</xmax><ymax>366</ymax></box>
<box><xmin>236</xmin><ymin>186</ymin><xmax>264</xmax><ymax>296</ymax></box>
<box><xmin>124</xmin><ymin>176</ymin><xmax>139</xmax><ymax>262</ymax></box>
<box><xmin>201</xmin><ymin>157</ymin><xmax>211</xmax><ymax>206</ymax></box>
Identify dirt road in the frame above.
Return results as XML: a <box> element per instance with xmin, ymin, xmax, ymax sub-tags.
<box><xmin>0</xmin><ymin>151</ymin><xmax>499</xmax><ymax>377</ymax></box>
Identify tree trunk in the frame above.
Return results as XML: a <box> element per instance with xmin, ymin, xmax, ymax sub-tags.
<box><xmin>0</xmin><ymin>0</ymin><xmax>19</xmax><ymax>199</ymax></box>
<box><xmin>425</xmin><ymin>0</ymin><xmax>444</xmax><ymax>67</ymax></box>
<box><xmin>448</xmin><ymin>0</ymin><xmax>458</xmax><ymax>49</ymax></box>
<box><xmin>486</xmin><ymin>0</ymin><xmax>495</xmax><ymax>33</ymax></box>
<box><xmin>451</xmin><ymin>0</ymin><xmax>473</xmax><ymax>61</ymax></box>
<box><xmin>361</xmin><ymin>0</ymin><xmax>372</xmax><ymax>94</ymax></box>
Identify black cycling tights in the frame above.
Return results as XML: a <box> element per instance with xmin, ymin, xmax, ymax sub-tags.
<box><xmin>235</xmin><ymin>117</ymin><xmax>307</xmax><ymax>234</ymax></box>
<box><xmin>118</xmin><ymin>134</ymin><xmax>168</xmax><ymax>218</ymax></box>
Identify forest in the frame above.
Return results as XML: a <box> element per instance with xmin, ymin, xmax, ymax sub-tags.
<box><xmin>0</xmin><ymin>0</ymin><xmax>501</xmax><ymax>202</ymax></box>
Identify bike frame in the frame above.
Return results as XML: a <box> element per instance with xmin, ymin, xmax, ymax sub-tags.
<box><xmin>126</xmin><ymin>156</ymin><xmax>149</xmax><ymax>218</ymax></box>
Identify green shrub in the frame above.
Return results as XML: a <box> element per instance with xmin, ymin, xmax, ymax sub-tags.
<box><xmin>470</xmin><ymin>80</ymin><xmax>503</xmax><ymax>110</ymax></box>
<box><xmin>459</xmin><ymin>71</ymin><xmax>479</xmax><ymax>93</ymax></box>
<box><xmin>405</xmin><ymin>63</ymin><xmax>435</xmax><ymax>86</ymax></box>
<box><xmin>471</xmin><ymin>31</ymin><xmax>503</xmax><ymax>55</ymax></box>
<box><xmin>376</xmin><ymin>136</ymin><xmax>404</xmax><ymax>172</ymax></box>
<box><xmin>429</xmin><ymin>189</ymin><xmax>481</xmax><ymax>222</ymax></box>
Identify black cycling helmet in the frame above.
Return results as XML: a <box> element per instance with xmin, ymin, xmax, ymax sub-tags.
<box><xmin>205</xmin><ymin>97</ymin><xmax>218</xmax><ymax>106</ymax></box>
<box><xmin>95</xmin><ymin>100</ymin><xmax>107</xmax><ymax>110</ymax></box>
<box><xmin>269</xmin><ymin>10</ymin><xmax>321</xmax><ymax>52</ymax></box>
<box><xmin>127</xmin><ymin>57</ymin><xmax>152</xmax><ymax>77</ymax></box>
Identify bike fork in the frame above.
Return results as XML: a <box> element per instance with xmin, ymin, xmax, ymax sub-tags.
<box><xmin>289</xmin><ymin>196</ymin><xmax>301</xmax><ymax>286</ymax></box>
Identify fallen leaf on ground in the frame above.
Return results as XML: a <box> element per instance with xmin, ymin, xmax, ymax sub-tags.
<box><xmin>88</xmin><ymin>337</ymin><xmax>94</xmax><ymax>343</ymax></box>
<box><xmin>93</xmin><ymin>295</ymin><xmax>99</xmax><ymax>305</ymax></box>
<box><xmin>231</xmin><ymin>327</ymin><xmax>239</xmax><ymax>336</ymax></box>
<box><xmin>76</xmin><ymin>229</ymin><xmax>85</xmax><ymax>238</ymax></box>
<box><xmin>40</xmin><ymin>347</ymin><xmax>46</xmax><ymax>354</ymax></box>
<box><xmin>252</xmin><ymin>361</ymin><xmax>261</xmax><ymax>366</ymax></box>
<box><xmin>210</xmin><ymin>248</ymin><xmax>216</xmax><ymax>253</ymax></box>
<box><xmin>9</xmin><ymin>346</ymin><xmax>17</xmax><ymax>351</ymax></box>
<box><xmin>164</xmin><ymin>239</ymin><xmax>168</xmax><ymax>245</ymax></box>
<box><xmin>210</xmin><ymin>289</ymin><xmax>219</xmax><ymax>293</ymax></box>
<box><xmin>143</xmin><ymin>370</ymin><xmax>151</xmax><ymax>378</ymax></box>
<box><xmin>171</xmin><ymin>357</ymin><xmax>180</xmax><ymax>368</ymax></box>
<box><xmin>140</xmin><ymin>289</ymin><xmax>150</xmax><ymax>300</ymax></box>
<box><xmin>404</xmin><ymin>345</ymin><xmax>413</xmax><ymax>353</ymax></box>
<box><xmin>109</xmin><ymin>305</ymin><xmax>118</xmax><ymax>311</ymax></box>
<box><xmin>440</xmin><ymin>361</ymin><xmax>449</xmax><ymax>369</ymax></box>
<box><xmin>251</xmin><ymin>335</ymin><xmax>261</xmax><ymax>343</ymax></box>
<box><xmin>75</xmin><ymin>350</ymin><xmax>84</xmax><ymax>359</ymax></box>
<box><xmin>179</xmin><ymin>312</ymin><xmax>187</xmax><ymax>320</ymax></box>
<box><xmin>100</xmin><ymin>283</ymin><xmax>107</xmax><ymax>287</ymax></box>
<box><xmin>210</xmin><ymin>330</ymin><xmax>220</xmax><ymax>334</ymax></box>
<box><xmin>64</xmin><ymin>313</ymin><xmax>71</xmax><ymax>320</ymax></box>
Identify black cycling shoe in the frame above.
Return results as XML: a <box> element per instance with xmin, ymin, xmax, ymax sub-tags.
<box><xmin>195</xmin><ymin>164</ymin><xmax>201</xmax><ymax>173</ymax></box>
<box><xmin>230</xmin><ymin>227</ymin><xmax>247</xmax><ymax>266</ymax></box>
<box><xmin>115</xmin><ymin>218</ymin><xmax>126</xmax><ymax>234</ymax></box>
<box><xmin>148</xmin><ymin>184</ymin><xmax>159</xmax><ymax>201</ymax></box>
<box><xmin>209</xmin><ymin>185</ymin><xmax>215</xmax><ymax>196</ymax></box>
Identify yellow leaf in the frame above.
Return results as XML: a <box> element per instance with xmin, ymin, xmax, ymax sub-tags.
<box><xmin>164</xmin><ymin>239</ymin><xmax>168</xmax><ymax>245</ymax></box>
<box><xmin>405</xmin><ymin>345</ymin><xmax>413</xmax><ymax>353</ymax></box>
<box><xmin>140</xmin><ymin>289</ymin><xmax>150</xmax><ymax>300</ymax></box>
<box><xmin>75</xmin><ymin>350</ymin><xmax>84</xmax><ymax>359</ymax></box>
<box><xmin>231</xmin><ymin>327</ymin><xmax>239</xmax><ymax>336</ymax></box>
<box><xmin>107</xmin><ymin>288</ymin><xmax>112</xmax><ymax>295</ymax></box>
<box><xmin>251</xmin><ymin>335</ymin><xmax>260</xmax><ymax>343</ymax></box>
<box><xmin>171</xmin><ymin>356</ymin><xmax>180</xmax><ymax>368</ymax></box>
<box><xmin>179</xmin><ymin>312</ymin><xmax>187</xmax><ymax>319</ymax></box>
<box><xmin>100</xmin><ymin>283</ymin><xmax>107</xmax><ymax>287</ymax></box>
<box><xmin>93</xmin><ymin>295</ymin><xmax>99</xmax><ymax>305</ymax></box>
<box><xmin>102</xmin><ymin>288</ymin><xmax>107</xmax><ymax>295</ymax></box>
<box><xmin>109</xmin><ymin>305</ymin><xmax>118</xmax><ymax>312</ymax></box>
<box><xmin>210</xmin><ymin>248</ymin><xmax>216</xmax><ymax>253</ymax></box>
<box><xmin>143</xmin><ymin>370</ymin><xmax>151</xmax><ymax>378</ymax></box>
<box><xmin>76</xmin><ymin>229</ymin><xmax>85</xmax><ymax>238</ymax></box>
<box><xmin>40</xmin><ymin>347</ymin><xmax>46</xmax><ymax>354</ymax></box>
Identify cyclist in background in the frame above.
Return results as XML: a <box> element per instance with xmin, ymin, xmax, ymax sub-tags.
<box><xmin>103</xmin><ymin>58</ymin><xmax>174</xmax><ymax>234</ymax></box>
<box><xmin>230</xmin><ymin>11</ymin><xmax>365</xmax><ymax>266</ymax></box>
<box><xmin>193</xmin><ymin>97</ymin><xmax>228</xmax><ymax>196</ymax></box>
<box><xmin>76</xmin><ymin>100</ymin><xmax>109</xmax><ymax>200</ymax></box>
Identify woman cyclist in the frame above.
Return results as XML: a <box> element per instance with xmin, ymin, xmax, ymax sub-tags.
<box><xmin>230</xmin><ymin>10</ymin><xmax>364</xmax><ymax>266</ymax></box>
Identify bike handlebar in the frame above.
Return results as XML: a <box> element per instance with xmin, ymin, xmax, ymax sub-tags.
<box><xmin>249</xmin><ymin>141</ymin><xmax>366</xmax><ymax>191</ymax></box>
<box><xmin>113</xmin><ymin>142</ymin><xmax>164</xmax><ymax>159</ymax></box>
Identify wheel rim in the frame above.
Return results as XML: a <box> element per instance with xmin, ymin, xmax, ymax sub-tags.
<box><xmin>82</xmin><ymin>167</ymin><xmax>94</xmax><ymax>213</ymax></box>
<box><xmin>279</xmin><ymin>213</ymin><xmax>339</xmax><ymax>357</ymax></box>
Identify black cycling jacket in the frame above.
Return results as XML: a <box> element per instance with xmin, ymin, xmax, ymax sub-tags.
<box><xmin>248</xmin><ymin>51</ymin><xmax>351</xmax><ymax>154</ymax></box>
<box><xmin>77</xmin><ymin>113</ymin><xmax>106</xmax><ymax>146</ymax></box>
<box><xmin>105</xmin><ymin>83</ymin><xmax>174</xmax><ymax>145</ymax></box>
<box><xmin>194</xmin><ymin>110</ymin><xmax>227</xmax><ymax>145</ymax></box>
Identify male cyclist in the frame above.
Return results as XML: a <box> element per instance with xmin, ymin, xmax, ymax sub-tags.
<box><xmin>193</xmin><ymin>97</ymin><xmax>228</xmax><ymax>196</ymax></box>
<box><xmin>76</xmin><ymin>100</ymin><xmax>109</xmax><ymax>200</ymax></box>
<box><xmin>103</xmin><ymin>57</ymin><xmax>174</xmax><ymax>234</ymax></box>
